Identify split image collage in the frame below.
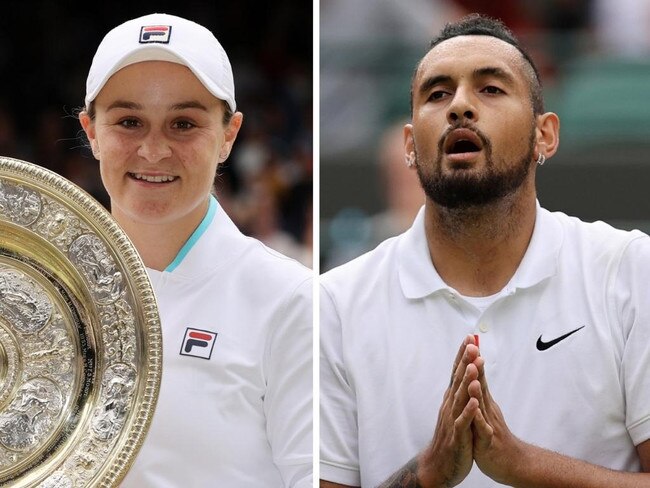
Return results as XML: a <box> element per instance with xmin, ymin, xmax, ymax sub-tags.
<box><xmin>1</xmin><ymin>1</ymin><xmax>650</xmax><ymax>486</ymax></box>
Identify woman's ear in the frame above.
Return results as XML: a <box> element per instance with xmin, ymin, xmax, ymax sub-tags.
<box><xmin>218</xmin><ymin>112</ymin><xmax>244</xmax><ymax>162</ymax></box>
<box><xmin>79</xmin><ymin>111</ymin><xmax>100</xmax><ymax>159</ymax></box>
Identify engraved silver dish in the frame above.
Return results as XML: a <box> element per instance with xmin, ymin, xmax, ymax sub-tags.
<box><xmin>0</xmin><ymin>157</ymin><xmax>161</xmax><ymax>487</ymax></box>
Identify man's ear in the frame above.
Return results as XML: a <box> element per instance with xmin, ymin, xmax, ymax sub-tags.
<box><xmin>534</xmin><ymin>112</ymin><xmax>560</xmax><ymax>161</ymax></box>
<box><xmin>404</xmin><ymin>123</ymin><xmax>416</xmax><ymax>170</ymax></box>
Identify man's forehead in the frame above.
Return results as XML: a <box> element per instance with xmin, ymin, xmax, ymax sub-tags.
<box><xmin>417</xmin><ymin>35</ymin><xmax>525</xmax><ymax>80</ymax></box>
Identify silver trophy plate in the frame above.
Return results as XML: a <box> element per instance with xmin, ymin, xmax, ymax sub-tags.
<box><xmin>0</xmin><ymin>157</ymin><xmax>161</xmax><ymax>487</ymax></box>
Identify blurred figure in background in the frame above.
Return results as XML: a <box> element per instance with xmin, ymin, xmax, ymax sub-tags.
<box><xmin>323</xmin><ymin>120</ymin><xmax>424</xmax><ymax>271</ymax></box>
<box><xmin>370</xmin><ymin>119</ymin><xmax>425</xmax><ymax>244</ymax></box>
<box><xmin>241</xmin><ymin>175</ymin><xmax>312</xmax><ymax>268</ymax></box>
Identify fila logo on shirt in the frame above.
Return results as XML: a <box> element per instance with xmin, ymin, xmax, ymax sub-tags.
<box><xmin>139</xmin><ymin>25</ymin><xmax>172</xmax><ymax>44</ymax></box>
<box><xmin>180</xmin><ymin>328</ymin><xmax>217</xmax><ymax>360</ymax></box>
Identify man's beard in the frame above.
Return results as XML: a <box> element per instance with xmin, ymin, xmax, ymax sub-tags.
<box><xmin>415</xmin><ymin>126</ymin><xmax>536</xmax><ymax>210</ymax></box>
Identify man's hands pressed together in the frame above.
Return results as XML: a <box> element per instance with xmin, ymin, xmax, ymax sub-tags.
<box><xmin>416</xmin><ymin>335</ymin><xmax>484</xmax><ymax>487</ymax></box>
<box><xmin>381</xmin><ymin>334</ymin><xmax>527</xmax><ymax>488</ymax></box>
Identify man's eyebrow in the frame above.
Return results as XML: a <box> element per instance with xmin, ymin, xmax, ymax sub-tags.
<box><xmin>106</xmin><ymin>100</ymin><xmax>143</xmax><ymax>111</ymax></box>
<box><xmin>170</xmin><ymin>100</ymin><xmax>209</xmax><ymax>111</ymax></box>
<box><xmin>418</xmin><ymin>75</ymin><xmax>452</xmax><ymax>96</ymax></box>
<box><xmin>418</xmin><ymin>68</ymin><xmax>517</xmax><ymax>96</ymax></box>
<box><xmin>473</xmin><ymin>66</ymin><xmax>516</xmax><ymax>85</ymax></box>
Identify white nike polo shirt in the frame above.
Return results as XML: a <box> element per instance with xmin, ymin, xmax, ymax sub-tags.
<box><xmin>320</xmin><ymin>204</ymin><xmax>650</xmax><ymax>487</ymax></box>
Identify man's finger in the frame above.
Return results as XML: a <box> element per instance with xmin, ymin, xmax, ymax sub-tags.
<box><xmin>449</xmin><ymin>335</ymin><xmax>472</xmax><ymax>388</ymax></box>
<box><xmin>455</xmin><ymin>396</ymin><xmax>479</xmax><ymax>433</ymax></box>
<box><xmin>472</xmin><ymin>407</ymin><xmax>493</xmax><ymax>450</ymax></box>
<box><xmin>469</xmin><ymin>357</ymin><xmax>489</xmax><ymax>414</ymax></box>
<box><xmin>477</xmin><ymin>359</ymin><xmax>497</xmax><ymax>418</ymax></box>
<box><xmin>452</xmin><ymin>360</ymin><xmax>479</xmax><ymax>418</ymax></box>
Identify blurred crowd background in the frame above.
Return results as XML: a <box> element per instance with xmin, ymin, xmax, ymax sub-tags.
<box><xmin>0</xmin><ymin>1</ymin><xmax>313</xmax><ymax>267</ymax></box>
<box><xmin>321</xmin><ymin>0</ymin><xmax>650</xmax><ymax>270</ymax></box>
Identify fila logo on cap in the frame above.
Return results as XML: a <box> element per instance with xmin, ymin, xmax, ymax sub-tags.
<box><xmin>180</xmin><ymin>328</ymin><xmax>217</xmax><ymax>360</ymax></box>
<box><xmin>139</xmin><ymin>25</ymin><xmax>172</xmax><ymax>44</ymax></box>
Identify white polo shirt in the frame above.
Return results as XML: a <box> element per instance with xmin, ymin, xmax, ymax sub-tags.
<box><xmin>320</xmin><ymin>204</ymin><xmax>650</xmax><ymax>487</ymax></box>
<box><xmin>122</xmin><ymin>196</ymin><xmax>312</xmax><ymax>487</ymax></box>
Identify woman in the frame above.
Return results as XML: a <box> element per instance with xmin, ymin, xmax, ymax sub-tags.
<box><xmin>79</xmin><ymin>13</ymin><xmax>312</xmax><ymax>487</ymax></box>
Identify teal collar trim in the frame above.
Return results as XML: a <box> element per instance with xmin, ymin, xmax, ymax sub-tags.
<box><xmin>164</xmin><ymin>196</ymin><xmax>217</xmax><ymax>273</ymax></box>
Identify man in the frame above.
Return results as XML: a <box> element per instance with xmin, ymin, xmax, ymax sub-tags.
<box><xmin>320</xmin><ymin>14</ymin><xmax>650</xmax><ymax>487</ymax></box>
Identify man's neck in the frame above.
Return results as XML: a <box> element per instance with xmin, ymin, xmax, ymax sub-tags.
<box><xmin>424</xmin><ymin>186</ymin><xmax>537</xmax><ymax>297</ymax></box>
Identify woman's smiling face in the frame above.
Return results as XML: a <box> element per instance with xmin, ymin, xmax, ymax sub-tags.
<box><xmin>81</xmin><ymin>60</ymin><xmax>242</xmax><ymax>228</ymax></box>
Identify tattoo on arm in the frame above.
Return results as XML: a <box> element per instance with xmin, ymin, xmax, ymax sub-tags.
<box><xmin>376</xmin><ymin>457</ymin><xmax>424</xmax><ymax>488</ymax></box>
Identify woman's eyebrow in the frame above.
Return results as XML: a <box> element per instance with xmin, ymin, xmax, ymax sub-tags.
<box><xmin>170</xmin><ymin>100</ymin><xmax>209</xmax><ymax>111</ymax></box>
<box><xmin>105</xmin><ymin>100</ymin><xmax>143</xmax><ymax>111</ymax></box>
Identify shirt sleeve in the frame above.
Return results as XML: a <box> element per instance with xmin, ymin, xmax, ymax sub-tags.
<box><xmin>611</xmin><ymin>234</ymin><xmax>650</xmax><ymax>446</ymax></box>
<box><xmin>319</xmin><ymin>282</ymin><xmax>362</xmax><ymax>486</ymax></box>
<box><xmin>264</xmin><ymin>277</ymin><xmax>313</xmax><ymax>487</ymax></box>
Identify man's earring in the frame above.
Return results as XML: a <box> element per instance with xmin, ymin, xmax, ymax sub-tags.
<box><xmin>536</xmin><ymin>152</ymin><xmax>546</xmax><ymax>165</ymax></box>
<box><xmin>405</xmin><ymin>155</ymin><xmax>415</xmax><ymax>168</ymax></box>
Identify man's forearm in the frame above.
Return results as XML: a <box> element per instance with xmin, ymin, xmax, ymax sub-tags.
<box><xmin>376</xmin><ymin>445</ymin><xmax>650</xmax><ymax>488</ymax></box>
<box><xmin>376</xmin><ymin>456</ymin><xmax>424</xmax><ymax>488</ymax></box>
<box><xmin>377</xmin><ymin>448</ymin><xmax>466</xmax><ymax>488</ymax></box>
<box><xmin>503</xmin><ymin>443</ymin><xmax>650</xmax><ymax>488</ymax></box>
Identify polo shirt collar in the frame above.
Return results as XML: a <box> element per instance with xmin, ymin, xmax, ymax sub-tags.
<box><xmin>398</xmin><ymin>201</ymin><xmax>563</xmax><ymax>299</ymax></box>
<box><xmin>148</xmin><ymin>195</ymin><xmax>246</xmax><ymax>280</ymax></box>
<box><xmin>397</xmin><ymin>206</ymin><xmax>447</xmax><ymax>298</ymax></box>
<box><xmin>165</xmin><ymin>195</ymin><xmax>218</xmax><ymax>273</ymax></box>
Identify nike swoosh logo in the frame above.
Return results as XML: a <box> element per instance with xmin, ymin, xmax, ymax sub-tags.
<box><xmin>536</xmin><ymin>326</ymin><xmax>585</xmax><ymax>351</ymax></box>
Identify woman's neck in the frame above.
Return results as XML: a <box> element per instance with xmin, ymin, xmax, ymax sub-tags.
<box><xmin>112</xmin><ymin>199</ymin><xmax>210</xmax><ymax>271</ymax></box>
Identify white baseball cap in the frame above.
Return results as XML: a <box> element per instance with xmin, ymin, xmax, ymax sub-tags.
<box><xmin>85</xmin><ymin>13</ymin><xmax>236</xmax><ymax>112</ymax></box>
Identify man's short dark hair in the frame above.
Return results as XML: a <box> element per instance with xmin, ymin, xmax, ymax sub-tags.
<box><xmin>411</xmin><ymin>14</ymin><xmax>544</xmax><ymax>116</ymax></box>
